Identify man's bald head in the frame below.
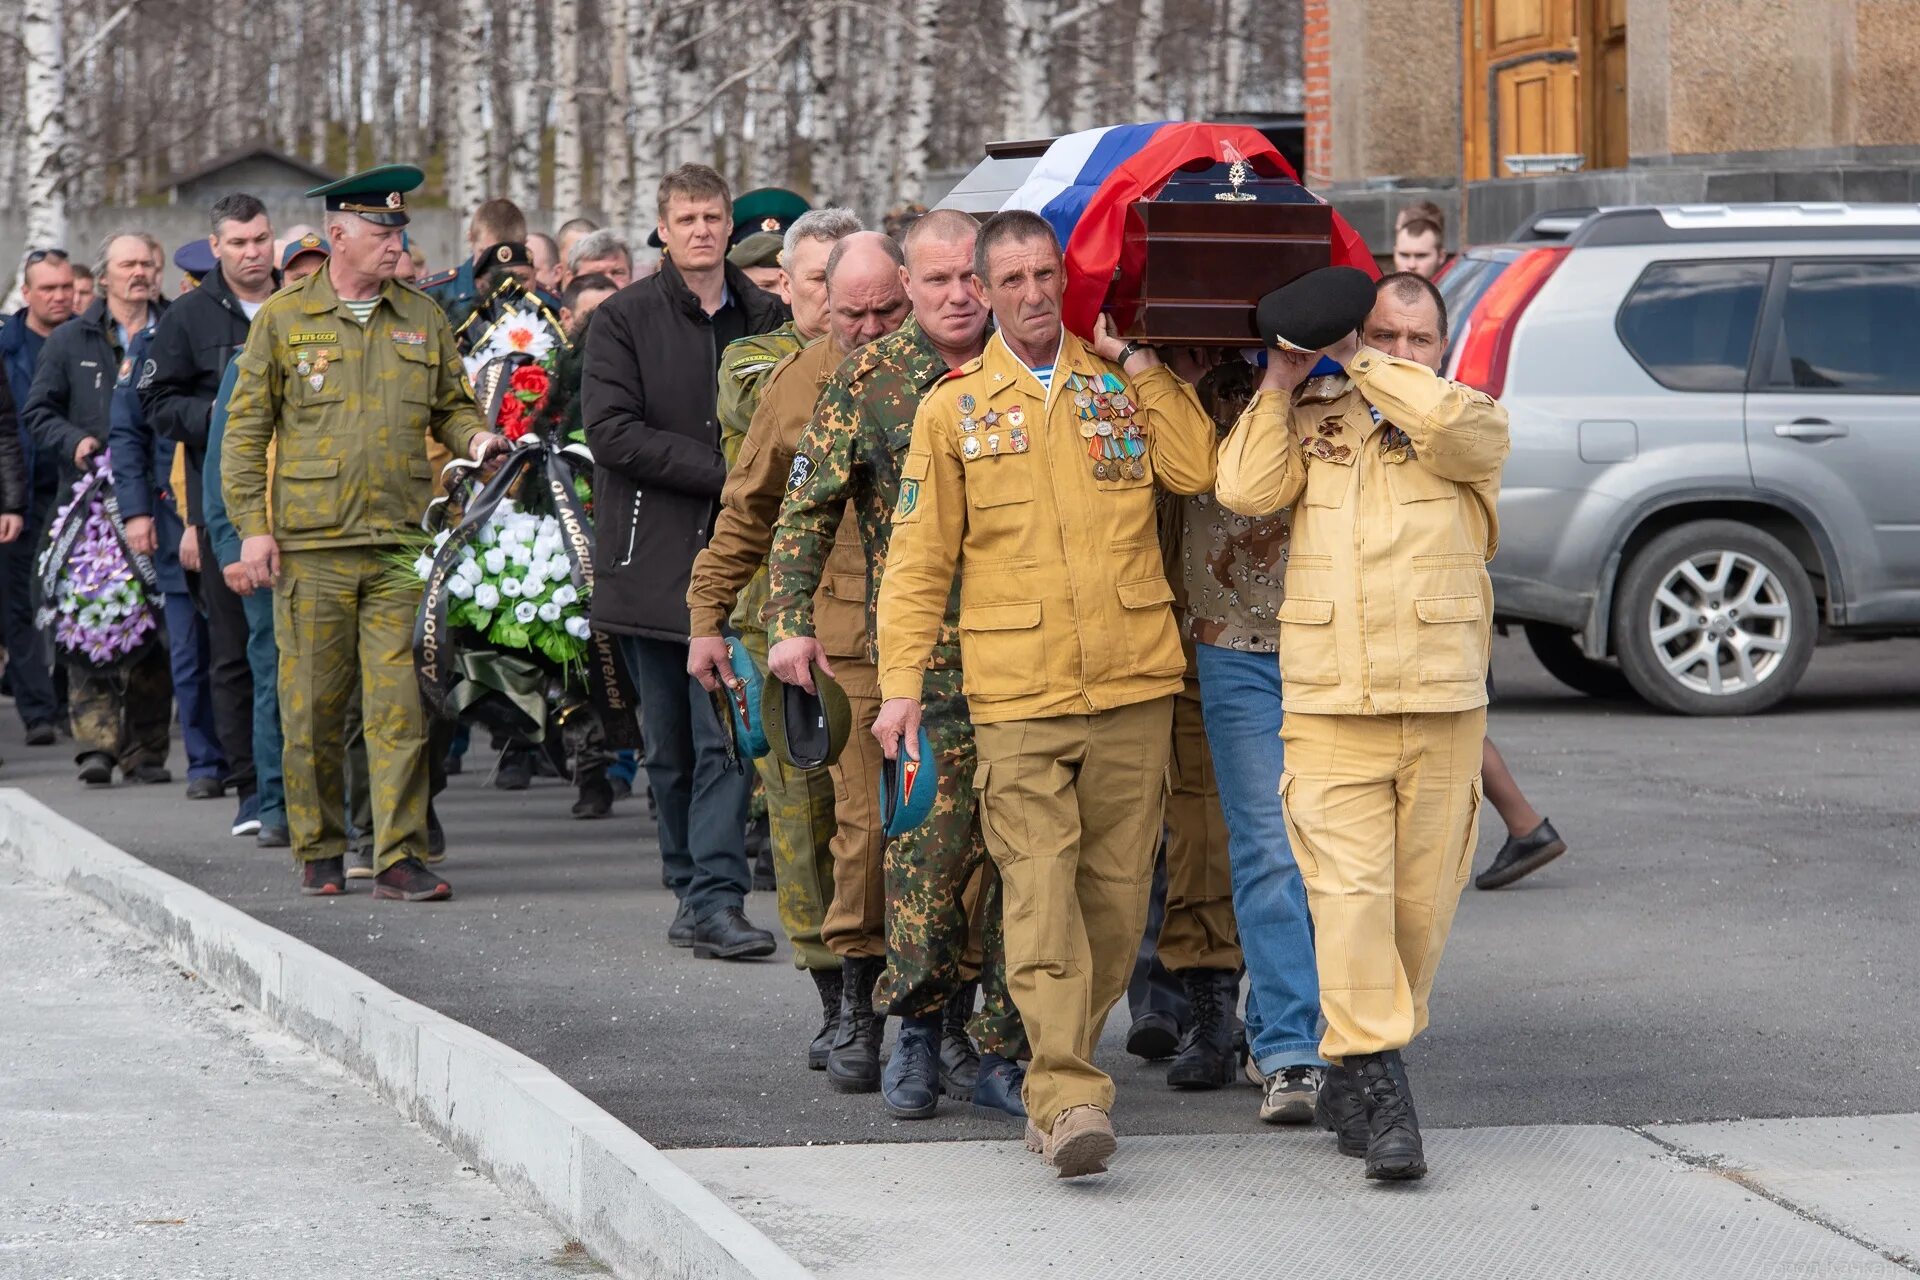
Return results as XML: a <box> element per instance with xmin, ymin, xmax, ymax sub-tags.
<box><xmin>901</xmin><ymin>209</ymin><xmax>978</xmax><ymax>270</ymax></box>
<box><xmin>825</xmin><ymin>231</ymin><xmax>910</xmax><ymax>351</ymax></box>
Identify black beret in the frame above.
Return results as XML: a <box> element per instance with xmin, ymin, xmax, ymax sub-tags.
<box><xmin>1256</xmin><ymin>266</ymin><xmax>1377</xmax><ymax>353</ymax></box>
<box><xmin>480</xmin><ymin>241</ymin><xmax>533</xmax><ymax>271</ymax></box>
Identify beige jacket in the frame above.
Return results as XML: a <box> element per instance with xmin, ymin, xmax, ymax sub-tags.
<box><xmin>1214</xmin><ymin>348</ymin><xmax>1509</xmax><ymax>715</ymax></box>
<box><xmin>877</xmin><ymin>329</ymin><xmax>1216</xmax><ymax>724</ymax></box>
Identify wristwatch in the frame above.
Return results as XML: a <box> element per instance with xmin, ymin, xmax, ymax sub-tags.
<box><xmin>1117</xmin><ymin>341</ymin><xmax>1146</xmax><ymax>366</ymax></box>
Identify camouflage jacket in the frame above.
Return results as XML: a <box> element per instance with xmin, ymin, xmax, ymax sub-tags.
<box><xmin>716</xmin><ymin>320</ymin><xmax>806</xmax><ymax>632</ymax></box>
<box><xmin>767</xmin><ymin>316</ymin><xmax>961</xmax><ymax>668</ymax></box>
<box><xmin>1172</xmin><ymin>492</ymin><xmax>1288</xmax><ymax>652</ymax></box>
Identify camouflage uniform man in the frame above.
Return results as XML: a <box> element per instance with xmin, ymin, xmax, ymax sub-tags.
<box><xmin>224</xmin><ymin>165</ymin><xmax>506</xmax><ymax>901</ymax></box>
<box><xmin>766</xmin><ymin>209</ymin><xmax>1030</xmax><ymax>1120</ymax></box>
<box><xmin>699</xmin><ymin>209</ymin><xmax>860</xmax><ymax>1065</ymax></box>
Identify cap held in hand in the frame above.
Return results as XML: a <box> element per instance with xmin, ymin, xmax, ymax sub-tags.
<box><xmin>762</xmin><ymin>663</ymin><xmax>851</xmax><ymax>771</ymax></box>
<box><xmin>878</xmin><ymin>724</ymin><xmax>937</xmax><ymax>837</ymax></box>
<box><xmin>720</xmin><ymin>638</ymin><xmax>771</xmax><ymax>760</ymax></box>
<box><xmin>1256</xmin><ymin>266</ymin><xmax>1376</xmax><ymax>353</ymax></box>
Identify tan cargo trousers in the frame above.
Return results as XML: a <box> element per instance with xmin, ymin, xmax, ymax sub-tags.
<box><xmin>974</xmin><ymin>696</ymin><xmax>1174</xmax><ymax>1132</ymax></box>
<box><xmin>824</xmin><ymin>659</ymin><xmax>886</xmax><ymax>959</ymax></box>
<box><xmin>1278</xmin><ymin>708</ymin><xmax>1486</xmax><ymax>1062</ymax></box>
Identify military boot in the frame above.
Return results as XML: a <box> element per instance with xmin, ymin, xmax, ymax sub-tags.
<box><xmin>1348</xmin><ymin>1050</ymin><xmax>1427</xmax><ymax>1180</ymax></box>
<box><xmin>881</xmin><ymin>1016</ymin><xmax>942</xmax><ymax>1119</ymax></box>
<box><xmin>826</xmin><ymin>955</ymin><xmax>885</xmax><ymax>1093</ymax></box>
<box><xmin>1166</xmin><ymin>968</ymin><xmax>1242</xmax><ymax>1090</ymax></box>
<box><xmin>938</xmin><ymin>981</ymin><xmax>981</xmax><ymax>1101</ymax></box>
<box><xmin>808</xmin><ymin>967</ymin><xmax>843</xmax><ymax>1071</ymax></box>
<box><xmin>1315</xmin><ymin>1063</ymin><xmax>1371</xmax><ymax>1157</ymax></box>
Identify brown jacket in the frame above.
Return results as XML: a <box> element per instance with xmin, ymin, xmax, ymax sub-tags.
<box><xmin>1214</xmin><ymin>348</ymin><xmax>1509</xmax><ymax>715</ymax></box>
<box><xmin>876</xmin><ymin>329</ymin><xmax>1217</xmax><ymax>724</ymax></box>
<box><xmin>685</xmin><ymin>335</ymin><xmax>869</xmax><ymax>657</ymax></box>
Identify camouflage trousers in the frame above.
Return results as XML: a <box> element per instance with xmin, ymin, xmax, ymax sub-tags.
<box><xmin>874</xmin><ymin>668</ymin><xmax>1028</xmax><ymax>1058</ymax></box>
<box><xmin>275</xmin><ymin>547</ymin><xmax>431</xmax><ymax>872</ymax></box>
<box><xmin>737</xmin><ymin>628</ymin><xmax>839</xmax><ymax>972</ymax></box>
<box><xmin>68</xmin><ymin>641</ymin><xmax>172</xmax><ymax>770</ymax></box>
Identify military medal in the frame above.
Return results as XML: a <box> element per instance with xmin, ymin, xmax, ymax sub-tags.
<box><xmin>296</xmin><ymin>357</ymin><xmax>311</xmax><ymax>377</ymax></box>
<box><xmin>962</xmin><ymin>436</ymin><xmax>981</xmax><ymax>460</ymax></box>
<box><xmin>983</xmin><ymin>409</ymin><xmax>1000</xmax><ymax>428</ymax></box>
<box><xmin>1006</xmin><ymin>406</ymin><xmax>1025</xmax><ymax>428</ymax></box>
<box><xmin>960</xmin><ymin>416</ymin><xmax>977</xmax><ymax>433</ymax></box>
<box><xmin>958</xmin><ymin>393</ymin><xmax>976</xmax><ymax>414</ymax></box>
<box><xmin>309</xmin><ymin>372</ymin><xmax>326</xmax><ymax>391</ymax></box>
<box><xmin>987</xmin><ymin>433</ymin><xmax>1000</xmax><ymax>455</ymax></box>
<box><xmin>1010</xmin><ymin>428</ymin><xmax>1028</xmax><ymax>454</ymax></box>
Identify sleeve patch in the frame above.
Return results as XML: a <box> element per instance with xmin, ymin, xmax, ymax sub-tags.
<box><xmin>787</xmin><ymin>453</ymin><xmax>815</xmax><ymax>493</ymax></box>
<box><xmin>897</xmin><ymin>477</ymin><xmax>920</xmax><ymax>518</ymax></box>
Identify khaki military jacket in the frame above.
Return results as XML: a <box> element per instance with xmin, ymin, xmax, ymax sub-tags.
<box><xmin>685</xmin><ymin>335</ymin><xmax>869</xmax><ymax>657</ymax></box>
<box><xmin>1214</xmin><ymin>348</ymin><xmax>1509</xmax><ymax>715</ymax></box>
<box><xmin>877</xmin><ymin>329</ymin><xmax>1216</xmax><ymax>724</ymax></box>
<box><xmin>223</xmin><ymin>268</ymin><xmax>483</xmax><ymax>551</ymax></box>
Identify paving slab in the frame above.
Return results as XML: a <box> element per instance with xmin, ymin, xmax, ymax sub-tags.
<box><xmin>669</xmin><ymin>1125</ymin><xmax>1911</xmax><ymax>1280</ymax></box>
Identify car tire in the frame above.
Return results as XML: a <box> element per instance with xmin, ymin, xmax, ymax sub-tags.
<box><xmin>1612</xmin><ymin>520</ymin><xmax>1816</xmax><ymax>716</ymax></box>
<box><xmin>1522</xmin><ymin>623</ymin><xmax>1634</xmax><ymax>700</ymax></box>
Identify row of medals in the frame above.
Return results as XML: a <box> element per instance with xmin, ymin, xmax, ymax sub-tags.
<box><xmin>296</xmin><ymin>351</ymin><xmax>330</xmax><ymax>392</ymax></box>
<box><xmin>955</xmin><ymin>374</ymin><xmax>1147</xmax><ymax>481</ymax></box>
<box><xmin>956</xmin><ymin>393</ymin><xmax>1029</xmax><ymax>460</ymax></box>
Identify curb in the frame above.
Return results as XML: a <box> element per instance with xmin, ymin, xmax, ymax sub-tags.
<box><xmin>0</xmin><ymin>789</ymin><xmax>812</xmax><ymax>1280</ymax></box>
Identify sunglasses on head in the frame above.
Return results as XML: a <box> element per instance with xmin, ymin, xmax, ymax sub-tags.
<box><xmin>24</xmin><ymin>248</ymin><xmax>70</xmax><ymax>265</ymax></box>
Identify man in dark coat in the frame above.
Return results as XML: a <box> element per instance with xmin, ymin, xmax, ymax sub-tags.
<box><xmin>582</xmin><ymin>163</ymin><xmax>788</xmax><ymax>959</ymax></box>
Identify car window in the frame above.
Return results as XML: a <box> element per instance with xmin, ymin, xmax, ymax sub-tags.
<box><xmin>1617</xmin><ymin>260</ymin><xmax>1769</xmax><ymax>392</ymax></box>
<box><xmin>1767</xmin><ymin>259</ymin><xmax>1920</xmax><ymax>394</ymax></box>
<box><xmin>1438</xmin><ymin>256</ymin><xmax>1505</xmax><ymax>365</ymax></box>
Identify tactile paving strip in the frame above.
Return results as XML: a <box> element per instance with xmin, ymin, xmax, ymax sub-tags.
<box><xmin>671</xmin><ymin>1124</ymin><xmax>1909</xmax><ymax>1279</ymax></box>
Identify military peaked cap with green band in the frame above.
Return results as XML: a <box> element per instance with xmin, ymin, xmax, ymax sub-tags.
<box><xmin>307</xmin><ymin>164</ymin><xmax>425</xmax><ymax>227</ymax></box>
<box><xmin>730</xmin><ymin>187</ymin><xmax>811</xmax><ymax>246</ymax></box>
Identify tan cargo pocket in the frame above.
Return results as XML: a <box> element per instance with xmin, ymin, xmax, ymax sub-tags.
<box><xmin>823</xmin><ymin>573</ymin><xmax>865</xmax><ymax>602</ymax></box>
<box><xmin>960</xmin><ymin>601</ymin><xmax>1045</xmax><ymax>699</ymax></box>
<box><xmin>1276</xmin><ymin>771</ymin><xmax>1319</xmax><ymax>879</ymax></box>
<box><xmin>1385</xmin><ymin>460</ymin><xmax>1459</xmax><ymax>504</ymax></box>
<box><xmin>394</xmin><ymin>341</ymin><xmax>433</xmax><ymax>405</ymax></box>
<box><xmin>1455</xmin><ymin>776</ymin><xmax>1485</xmax><ymax>882</ymax></box>
<box><xmin>1415</xmin><ymin>594</ymin><xmax>1488</xmax><ymax>683</ymax></box>
<box><xmin>1275</xmin><ymin>597</ymin><xmax>1339</xmax><ymax>686</ymax></box>
<box><xmin>274</xmin><ymin>457</ymin><xmax>342</xmax><ymax>532</ymax></box>
<box><xmin>964</xmin><ymin>455</ymin><xmax>1033</xmax><ymax>508</ymax></box>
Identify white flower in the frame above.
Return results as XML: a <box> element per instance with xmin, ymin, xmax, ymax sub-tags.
<box><xmin>547</xmin><ymin>555</ymin><xmax>572</xmax><ymax>581</ymax></box>
<box><xmin>447</xmin><ymin>574</ymin><xmax>474</xmax><ymax>599</ymax></box>
<box><xmin>476</xmin><ymin>523</ymin><xmax>497</xmax><ymax>546</ymax></box>
<box><xmin>514</xmin><ymin>601</ymin><xmax>539</xmax><ymax>624</ymax></box>
<box><xmin>509</xmin><ymin>545</ymin><xmax>533</xmax><ymax>567</ymax></box>
<box><xmin>483</xmin><ymin>548</ymin><xmax>507</xmax><ymax>575</ymax></box>
<box><xmin>499</xmin><ymin>576</ymin><xmax>522</xmax><ymax>598</ymax></box>
<box><xmin>432</xmin><ymin>529</ymin><xmax>451</xmax><ymax>549</ymax></box>
<box><xmin>551</xmin><ymin>584</ymin><xmax>578</xmax><ymax>607</ymax></box>
<box><xmin>473</xmin><ymin>583</ymin><xmax>500</xmax><ymax>610</ymax></box>
<box><xmin>413</xmin><ymin>554</ymin><xmax>435</xmax><ymax>580</ymax></box>
<box><xmin>473</xmin><ymin>307</ymin><xmax>559</xmax><ymax>367</ymax></box>
<box><xmin>537</xmin><ymin>601</ymin><xmax>562</xmax><ymax>623</ymax></box>
<box><xmin>456</xmin><ymin>558</ymin><xmax>484</xmax><ymax>585</ymax></box>
<box><xmin>565</xmin><ymin>615</ymin><xmax>592</xmax><ymax>639</ymax></box>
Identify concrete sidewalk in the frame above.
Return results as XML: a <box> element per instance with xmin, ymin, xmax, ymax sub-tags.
<box><xmin>0</xmin><ymin>870</ymin><xmax>600</xmax><ymax>1280</ymax></box>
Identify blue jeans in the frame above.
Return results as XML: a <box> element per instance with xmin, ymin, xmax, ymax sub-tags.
<box><xmin>163</xmin><ymin>592</ymin><xmax>226</xmax><ymax>779</ymax></box>
<box><xmin>1195</xmin><ymin>643</ymin><xmax>1325</xmax><ymax>1074</ymax></box>
<box><xmin>619</xmin><ymin>635</ymin><xmax>750</xmax><ymax>916</ymax></box>
<box><xmin>239</xmin><ymin>589</ymin><xmax>286</xmax><ymax>826</ymax></box>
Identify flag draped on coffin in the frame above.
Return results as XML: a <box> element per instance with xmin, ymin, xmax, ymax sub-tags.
<box><xmin>1002</xmin><ymin>121</ymin><xmax>1380</xmax><ymax>341</ymax></box>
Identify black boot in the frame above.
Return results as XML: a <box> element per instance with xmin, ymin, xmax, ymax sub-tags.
<box><xmin>939</xmin><ymin>982</ymin><xmax>981</xmax><ymax>1102</ymax></box>
<box><xmin>572</xmin><ymin>771</ymin><xmax>614</xmax><ymax>820</ymax></box>
<box><xmin>808</xmin><ymin>967</ymin><xmax>843</xmax><ymax>1071</ymax></box>
<box><xmin>826</xmin><ymin>956</ymin><xmax>885</xmax><ymax>1093</ymax></box>
<box><xmin>1315</xmin><ymin>1063</ymin><xmax>1371</xmax><ymax>1157</ymax></box>
<box><xmin>881</xmin><ymin>1016</ymin><xmax>942</xmax><ymax>1119</ymax></box>
<box><xmin>1166</xmin><ymin>968</ymin><xmax>1242</xmax><ymax>1090</ymax></box>
<box><xmin>747</xmin><ymin>815</ymin><xmax>776</xmax><ymax>892</ymax></box>
<box><xmin>691</xmin><ymin>905</ymin><xmax>777</xmax><ymax>960</ymax></box>
<box><xmin>1476</xmin><ymin>817</ymin><xmax>1567</xmax><ymax>889</ymax></box>
<box><xmin>493</xmin><ymin>748</ymin><xmax>533</xmax><ymax>791</ymax></box>
<box><xmin>1348</xmin><ymin>1050</ymin><xmax>1427</xmax><ymax>1180</ymax></box>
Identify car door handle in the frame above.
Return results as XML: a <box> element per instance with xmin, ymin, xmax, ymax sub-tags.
<box><xmin>1773</xmin><ymin>419</ymin><xmax>1849</xmax><ymax>441</ymax></box>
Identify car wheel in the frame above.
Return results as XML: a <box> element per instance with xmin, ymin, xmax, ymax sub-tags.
<box><xmin>1612</xmin><ymin>520</ymin><xmax>1816</xmax><ymax>716</ymax></box>
<box><xmin>1522</xmin><ymin>623</ymin><xmax>1633</xmax><ymax>699</ymax></box>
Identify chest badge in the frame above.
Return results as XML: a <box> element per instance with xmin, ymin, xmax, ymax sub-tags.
<box><xmin>962</xmin><ymin>436</ymin><xmax>981</xmax><ymax>460</ymax></box>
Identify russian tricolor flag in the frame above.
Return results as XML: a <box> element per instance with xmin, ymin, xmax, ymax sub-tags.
<box><xmin>1002</xmin><ymin>121</ymin><xmax>1378</xmax><ymax>340</ymax></box>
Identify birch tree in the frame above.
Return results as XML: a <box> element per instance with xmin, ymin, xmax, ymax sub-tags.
<box><xmin>898</xmin><ymin>0</ymin><xmax>938</xmax><ymax>202</ymax></box>
<box><xmin>23</xmin><ymin>0</ymin><xmax>68</xmax><ymax>251</ymax></box>
<box><xmin>448</xmin><ymin>0</ymin><xmax>492</xmax><ymax>217</ymax></box>
<box><xmin>506</xmin><ymin>0</ymin><xmax>542</xmax><ymax>209</ymax></box>
<box><xmin>552</xmin><ymin>0</ymin><xmax>584</xmax><ymax>218</ymax></box>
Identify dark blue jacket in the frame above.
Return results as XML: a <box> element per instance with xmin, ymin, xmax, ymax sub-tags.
<box><xmin>23</xmin><ymin>296</ymin><xmax>165</xmax><ymax>490</ymax></box>
<box><xmin>202</xmin><ymin>357</ymin><xmax>243</xmax><ymax>572</ymax></box>
<box><xmin>0</xmin><ymin>308</ymin><xmax>56</xmax><ymax>494</ymax></box>
<box><xmin>107</xmin><ymin>327</ymin><xmax>185</xmax><ymax>593</ymax></box>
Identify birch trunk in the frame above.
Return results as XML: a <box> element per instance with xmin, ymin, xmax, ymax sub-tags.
<box><xmin>551</xmin><ymin>0</ymin><xmax>583</xmax><ymax>218</ymax></box>
<box><xmin>626</xmin><ymin>0</ymin><xmax>664</xmax><ymax>234</ymax></box>
<box><xmin>1220</xmin><ymin>0</ymin><xmax>1252</xmax><ymax>113</ymax></box>
<box><xmin>23</xmin><ymin>0</ymin><xmax>68</xmax><ymax>251</ymax></box>
<box><xmin>506</xmin><ymin>0</ymin><xmax>542</xmax><ymax>209</ymax></box>
<box><xmin>602</xmin><ymin>0</ymin><xmax>633</xmax><ymax>228</ymax></box>
<box><xmin>1006</xmin><ymin>0</ymin><xmax>1051</xmax><ymax>139</ymax></box>
<box><xmin>898</xmin><ymin>0</ymin><xmax>937</xmax><ymax>203</ymax></box>
<box><xmin>449</xmin><ymin>0</ymin><xmax>491</xmax><ymax>217</ymax></box>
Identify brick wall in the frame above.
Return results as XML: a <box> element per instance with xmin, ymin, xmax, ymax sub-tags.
<box><xmin>1303</xmin><ymin>0</ymin><xmax>1332</xmax><ymax>187</ymax></box>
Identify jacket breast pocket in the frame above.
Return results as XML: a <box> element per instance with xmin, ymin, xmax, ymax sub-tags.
<box><xmin>1385</xmin><ymin>459</ymin><xmax>1459</xmax><ymax>505</ymax></box>
<box><xmin>275</xmin><ymin>457</ymin><xmax>342</xmax><ymax>532</ymax></box>
<box><xmin>394</xmin><ymin>343</ymin><xmax>433</xmax><ymax>407</ymax></box>
<box><xmin>1276</xmin><ymin>596</ymin><xmax>1340</xmax><ymax>685</ymax></box>
<box><xmin>288</xmin><ymin>355</ymin><xmax>347</xmax><ymax>410</ymax></box>
<box><xmin>1301</xmin><ymin>454</ymin><xmax>1356</xmax><ymax>508</ymax></box>
<box><xmin>1414</xmin><ymin>593</ymin><xmax>1488</xmax><ymax>684</ymax></box>
<box><xmin>959</xmin><ymin>600</ymin><xmax>1045</xmax><ymax>700</ymax></box>
<box><xmin>964</xmin><ymin>455</ymin><xmax>1033</xmax><ymax>510</ymax></box>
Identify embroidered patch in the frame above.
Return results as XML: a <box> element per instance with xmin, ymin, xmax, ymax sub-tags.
<box><xmin>289</xmin><ymin>330</ymin><xmax>338</xmax><ymax>345</ymax></box>
<box><xmin>390</xmin><ymin>330</ymin><xmax>427</xmax><ymax>346</ymax></box>
<box><xmin>787</xmin><ymin>453</ymin><xmax>815</xmax><ymax>493</ymax></box>
<box><xmin>897</xmin><ymin>478</ymin><xmax>919</xmax><ymax>517</ymax></box>
<box><xmin>137</xmin><ymin>358</ymin><xmax>157</xmax><ymax>389</ymax></box>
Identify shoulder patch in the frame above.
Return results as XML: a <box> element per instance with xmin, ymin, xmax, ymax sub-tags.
<box><xmin>786</xmin><ymin>452</ymin><xmax>815</xmax><ymax>493</ymax></box>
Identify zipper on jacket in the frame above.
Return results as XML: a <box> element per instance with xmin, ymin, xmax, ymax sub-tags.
<box><xmin>617</xmin><ymin>490</ymin><xmax>643</xmax><ymax>566</ymax></box>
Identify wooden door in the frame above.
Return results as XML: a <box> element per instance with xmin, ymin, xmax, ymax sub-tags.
<box><xmin>1464</xmin><ymin>0</ymin><xmax>1625</xmax><ymax>181</ymax></box>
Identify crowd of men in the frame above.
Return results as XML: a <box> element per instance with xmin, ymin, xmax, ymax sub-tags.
<box><xmin>0</xmin><ymin>157</ymin><xmax>1572</xmax><ymax>1184</ymax></box>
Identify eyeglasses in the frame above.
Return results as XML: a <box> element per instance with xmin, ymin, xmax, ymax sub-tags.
<box><xmin>23</xmin><ymin>248</ymin><xmax>70</xmax><ymax>265</ymax></box>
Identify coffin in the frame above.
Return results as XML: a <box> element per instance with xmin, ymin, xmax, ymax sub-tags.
<box><xmin>937</xmin><ymin>142</ymin><xmax>1337</xmax><ymax>346</ymax></box>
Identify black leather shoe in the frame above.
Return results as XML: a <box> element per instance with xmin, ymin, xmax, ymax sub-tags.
<box><xmin>1349</xmin><ymin>1050</ymin><xmax>1427</xmax><ymax>1180</ymax></box>
<box><xmin>130</xmin><ymin>763</ymin><xmax>172</xmax><ymax>785</ymax></box>
<box><xmin>808</xmin><ymin>967</ymin><xmax>844</xmax><ymax>1070</ymax></box>
<box><xmin>1316</xmin><ymin>1063</ymin><xmax>1371</xmax><ymax>1157</ymax></box>
<box><xmin>882</xmin><ymin>1017</ymin><xmax>942</xmax><ymax>1119</ymax></box>
<box><xmin>691</xmin><ymin>906</ymin><xmax>777</xmax><ymax>960</ymax></box>
<box><xmin>76</xmin><ymin>752</ymin><xmax>114</xmax><ymax>786</ymax></box>
<box><xmin>256</xmin><ymin>824</ymin><xmax>291</xmax><ymax>849</ymax></box>
<box><xmin>971</xmin><ymin>1052</ymin><xmax>1028</xmax><ymax>1120</ymax></box>
<box><xmin>1167</xmin><ymin>968</ymin><xmax>1243</xmax><ymax>1090</ymax></box>
<box><xmin>1125</xmin><ymin>1010</ymin><xmax>1182</xmax><ymax>1062</ymax></box>
<box><xmin>827</xmin><ymin>955</ymin><xmax>885</xmax><ymax>1093</ymax></box>
<box><xmin>185</xmin><ymin>776</ymin><xmax>224</xmax><ymax>800</ymax></box>
<box><xmin>939</xmin><ymin>982</ymin><xmax>981</xmax><ymax>1101</ymax></box>
<box><xmin>667</xmin><ymin>898</ymin><xmax>697</xmax><ymax>947</ymax></box>
<box><xmin>25</xmin><ymin>721</ymin><xmax>57</xmax><ymax>747</ymax></box>
<box><xmin>300</xmin><ymin>856</ymin><xmax>346</xmax><ymax>897</ymax></box>
<box><xmin>494</xmin><ymin>749</ymin><xmax>534</xmax><ymax>791</ymax></box>
<box><xmin>1476</xmin><ymin>818</ymin><xmax>1568</xmax><ymax>890</ymax></box>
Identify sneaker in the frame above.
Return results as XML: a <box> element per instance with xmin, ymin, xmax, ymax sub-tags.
<box><xmin>972</xmin><ymin>1052</ymin><xmax>1028</xmax><ymax>1120</ymax></box>
<box><xmin>1258</xmin><ymin>1065</ymin><xmax>1325</xmax><ymax>1126</ymax></box>
<box><xmin>231</xmin><ymin>792</ymin><xmax>262</xmax><ymax>837</ymax></box>
<box><xmin>76</xmin><ymin>752</ymin><xmax>115</xmax><ymax>786</ymax></box>
<box><xmin>1476</xmin><ymin>817</ymin><xmax>1568</xmax><ymax>890</ymax></box>
<box><xmin>300</xmin><ymin>856</ymin><xmax>346</xmax><ymax>896</ymax></box>
<box><xmin>185</xmin><ymin>776</ymin><xmax>224</xmax><ymax>800</ymax></box>
<box><xmin>1028</xmin><ymin>1105</ymin><xmax>1117</xmax><ymax>1179</ymax></box>
<box><xmin>346</xmin><ymin>844</ymin><xmax>375</xmax><ymax>880</ymax></box>
<box><xmin>24</xmin><ymin>721</ymin><xmax>56</xmax><ymax>747</ymax></box>
<box><xmin>256</xmin><ymin>823</ymin><xmax>291</xmax><ymax>849</ymax></box>
<box><xmin>372</xmin><ymin>857</ymin><xmax>452</xmax><ymax>902</ymax></box>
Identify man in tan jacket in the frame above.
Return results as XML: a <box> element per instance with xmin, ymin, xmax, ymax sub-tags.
<box><xmin>873</xmin><ymin>210</ymin><xmax>1216</xmax><ymax>1178</ymax></box>
<box><xmin>1215</xmin><ymin>267</ymin><xmax>1509</xmax><ymax>1182</ymax></box>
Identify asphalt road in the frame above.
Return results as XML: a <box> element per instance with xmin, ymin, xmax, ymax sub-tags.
<box><xmin>5</xmin><ymin>631</ymin><xmax>1917</xmax><ymax>1150</ymax></box>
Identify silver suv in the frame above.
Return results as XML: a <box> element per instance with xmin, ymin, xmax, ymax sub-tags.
<box><xmin>1439</xmin><ymin>203</ymin><xmax>1920</xmax><ymax>715</ymax></box>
